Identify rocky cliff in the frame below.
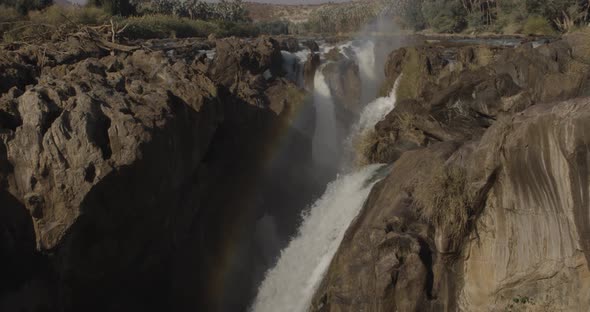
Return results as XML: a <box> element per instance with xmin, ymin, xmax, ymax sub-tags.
<box><xmin>0</xmin><ymin>35</ymin><xmax>321</xmax><ymax>312</ymax></box>
<box><xmin>312</xmin><ymin>32</ymin><xmax>590</xmax><ymax>311</ymax></box>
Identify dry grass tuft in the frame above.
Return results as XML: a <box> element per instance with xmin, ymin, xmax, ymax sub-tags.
<box><xmin>395</xmin><ymin>111</ymin><xmax>416</xmax><ymax>132</ymax></box>
<box><xmin>353</xmin><ymin>129</ymin><xmax>379</xmax><ymax>167</ymax></box>
<box><xmin>413</xmin><ymin>161</ymin><xmax>474</xmax><ymax>242</ymax></box>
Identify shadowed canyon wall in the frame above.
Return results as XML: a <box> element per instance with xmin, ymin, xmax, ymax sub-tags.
<box><xmin>0</xmin><ymin>35</ymin><xmax>325</xmax><ymax>312</ymax></box>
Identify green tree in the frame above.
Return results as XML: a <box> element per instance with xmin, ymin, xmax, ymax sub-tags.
<box><xmin>422</xmin><ymin>0</ymin><xmax>467</xmax><ymax>32</ymax></box>
<box><xmin>4</xmin><ymin>0</ymin><xmax>52</xmax><ymax>15</ymax></box>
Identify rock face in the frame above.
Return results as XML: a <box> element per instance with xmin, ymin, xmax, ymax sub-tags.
<box><xmin>459</xmin><ymin>98</ymin><xmax>590</xmax><ymax>311</ymax></box>
<box><xmin>0</xmin><ymin>36</ymin><xmax>317</xmax><ymax>312</ymax></box>
<box><xmin>365</xmin><ymin>39</ymin><xmax>590</xmax><ymax>165</ymax></box>
<box><xmin>322</xmin><ymin>58</ymin><xmax>362</xmax><ymax>131</ymax></box>
<box><xmin>312</xmin><ymin>34</ymin><xmax>590</xmax><ymax>311</ymax></box>
<box><xmin>303</xmin><ymin>52</ymin><xmax>320</xmax><ymax>90</ymax></box>
<box><xmin>277</xmin><ymin>36</ymin><xmax>301</xmax><ymax>52</ymax></box>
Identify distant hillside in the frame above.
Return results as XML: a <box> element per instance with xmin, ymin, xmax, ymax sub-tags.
<box><xmin>54</xmin><ymin>0</ymin><xmax>77</xmax><ymax>6</ymax></box>
<box><xmin>245</xmin><ymin>1</ymin><xmax>352</xmax><ymax>23</ymax></box>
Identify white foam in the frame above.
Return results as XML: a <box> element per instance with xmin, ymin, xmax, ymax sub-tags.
<box><xmin>251</xmin><ymin>164</ymin><xmax>384</xmax><ymax>312</ymax></box>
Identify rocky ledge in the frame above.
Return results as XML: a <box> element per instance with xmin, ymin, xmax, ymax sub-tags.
<box><xmin>0</xmin><ymin>35</ymin><xmax>320</xmax><ymax>312</ymax></box>
<box><xmin>312</xmin><ymin>31</ymin><xmax>590</xmax><ymax>311</ymax></box>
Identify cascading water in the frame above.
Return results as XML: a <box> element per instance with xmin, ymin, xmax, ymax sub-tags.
<box><xmin>356</xmin><ymin>74</ymin><xmax>403</xmax><ymax>136</ymax></box>
<box><xmin>252</xmin><ymin>40</ymin><xmax>401</xmax><ymax>312</ymax></box>
<box><xmin>281</xmin><ymin>50</ymin><xmax>310</xmax><ymax>88</ymax></box>
<box><xmin>311</xmin><ymin>69</ymin><xmax>340</xmax><ymax>170</ymax></box>
<box><xmin>352</xmin><ymin>40</ymin><xmax>378</xmax><ymax>104</ymax></box>
<box><xmin>250</xmin><ymin>164</ymin><xmax>384</xmax><ymax>312</ymax></box>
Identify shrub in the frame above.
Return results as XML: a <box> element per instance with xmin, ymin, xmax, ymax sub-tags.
<box><xmin>432</xmin><ymin>14</ymin><xmax>464</xmax><ymax>33</ymax></box>
<box><xmin>413</xmin><ymin>162</ymin><xmax>475</xmax><ymax>243</ymax></box>
<box><xmin>523</xmin><ymin>15</ymin><xmax>555</xmax><ymax>35</ymax></box>
<box><xmin>121</xmin><ymin>14</ymin><xmax>219</xmax><ymax>39</ymax></box>
<box><xmin>0</xmin><ymin>5</ymin><xmax>22</xmax><ymax>24</ymax></box>
<box><xmin>393</xmin><ymin>0</ymin><xmax>426</xmax><ymax>30</ymax></box>
<box><xmin>2</xmin><ymin>5</ymin><xmax>110</xmax><ymax>42</ymax></box>
<box><xmin>134</xmin><ymin>0</ymin><xmax>247</xmax><ymax>23</ymax></box>
<box><xmin>493</xmin><ymin>10</ymin><xmax>524</xmax><ymax>34</ymax></box>
<box><xmin>422</xmin><ymin>0</ymin><xmax>466</xmax><ymax>33</ymax></box>
<box><xmin>87</xmin><ymin>0</ymin><xmax>135</xmax><ymax>16</ymax></box>
<box><xmin>466</xmin><ymin>11</ymin><xmax>486</xmax><ymax>32</ymax></box>
<box><xmin>7</xmin><ymin>0</ymin><xmax>52</xmax><ymax>15</ymax></box>
<box><xmin>28</xmin><ymin>5</ymin><xmax>110</xmax><ymax>26</ymax></box>
<box><xmin>255</xmin><ymin>20</ymin><xmax>290</xmax><ymax>35</ymax></box>
<box><xmin>354</xmin><ymin>129</ymin><xmax>379</xmax><ymax>166</ymax></box>
<box><xmin>0</xmin><ymin>5</ymin><xmax>22</xmax><ymax>38</ymax></box>
<box><xmin>215</xmin><ymin>21</ymin><xmax>258</xmax><ymax>37</ymax></box>
<box><xmin>306</xmin><ymin>2</ymin><xmax>380</xmax><ymax>34</ymax></box>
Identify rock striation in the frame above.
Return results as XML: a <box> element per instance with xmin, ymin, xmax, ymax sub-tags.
<box><xmin>312</xmin><ymin>32</ymin><xmax>590</xmax><ymax>311</ymax></box>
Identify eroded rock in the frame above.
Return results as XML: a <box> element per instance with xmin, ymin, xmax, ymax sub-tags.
<box><xmin>0</xmin><ymin>35</ymin><xmax>314</xmax><ymax>312</ymax></box>
<box><xmin>314</xmin><ymin>36</ymin><xmax>590</xmax><ymax>312</ymax></box>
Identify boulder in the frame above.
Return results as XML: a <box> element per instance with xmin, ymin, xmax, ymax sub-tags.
<box><xmin>277</xmin><ymin>37</ymin><xmax>301</xmax><ymax>52</ymax></box>
<box><xmin>321</xmin><ymin>58</ymin><xmax>362</xmax><ymax>130</ymax></box>
<box><xmin>303</xmin><ymin>39</ymin><xmax>320</xmax><ymax>52</ymax></box>
<box><xmin>208</xmin><ymin>36</ymin><xmax>283</xmax><ymax>88</ymax></box>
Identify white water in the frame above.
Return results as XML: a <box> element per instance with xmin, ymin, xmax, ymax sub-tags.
<box><xmin>356</xmin><ymin>74</ymin><xmax>403</xmax><ymax>136</ymax></box>
<box><xmin>311</xmin><ymin>69</ymin><xmax>339</xmax><ymax>169</ymax></box>
<box><xmin>252</xmin><ymin>40</ymin><xmax>401</xmax><ymax>312</ymax></box>
<box><xmin>336</xmin><ymin>40</ymin><xmax>377</xmax><ymax>104</ymax></box>
<box><xmin>353</xmin><ymin>41</ymin><xmax>376</xmax><ymax>82</ymax></box>
<box><xmin>281</xmin><ymin>50</ymin><xmax>311</xmax><ymax>87</ymax></box>
<box><xmin>251</xmin><ymin>164</ymin><xmax>384</xmax><ymax>312</ymax></box>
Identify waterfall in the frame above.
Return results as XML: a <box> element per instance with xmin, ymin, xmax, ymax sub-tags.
<box><xmin>250</xmin><ymin>164</ymin><xmax>385</xmax><ymax>312</ymax></box>
<box><xmin>356</xmin><ymin>74</ymin><xmax>403</xmax><ymax>136</ymax></box>
<box><xmin>311</xmin><ymin>69</ymin><xmax>339</xmax><ymax>170</ymax></box>
<box><xmin>251</xmin><ymin>39</ymin><xmax>403</xmax><ymax>312</ymax></box>
<box><xmin>281</xmin><ymin>50</ymin><xmax>310</xmax><ymax>88</ymax></box>
<box><xmin>353</xmin><ymin>41</ymin><xmax>378</xmax><ymax>104</ymax></box>
<box><xmin>252</xmin><ymin>45</ymin><xmax>403</xmax><ymax>312</ymax></box>
<box><xmin>340</xmin><ymin>74</ymin><xmax>403</xmax><ymax>168</ymax></box>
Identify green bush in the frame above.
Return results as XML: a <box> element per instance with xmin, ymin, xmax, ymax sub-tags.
<box><xmin>523</xmin><ymin>15</ymin><xmax>555</xmax><ymax>35</ymax></box>
<box><xmin>306</xmin><ymin>2</ymin><xmax>379</xmax><ymax>34</ymax></box>
<box><xmin>431</xmin><ymin>14</ymin><xmax>464</xmax><ymax>33</ymax></box>
<box><xmin>215</xmin><ymin>20</ymin><xmax>258</xmax><ymax>37</ymax></box>
<box><xmin>255</xmin><ymin>20</ymin><xmax>290</xmax><ymax>35</ymax></box>
<box><xmin>121</xmin><ymin>14</ymin><xmax>219</xmax><ymax>39</ymax></box>
<box><xmin>397</xmin><ymin>0</ymin><xmax>426</xmax><ymax>31</ymax></box>
<box><xmin>493</xmin><ymin>10</ymin><xmax>523</xmax><ymax>34</ymax></box>
<box><xmin>466</xmin><ymin>11</ymin><xmax>486</xmax><ymax>32</ymax></box>
<box><xmin>422</xmin><ymin>0</ymin><xmax>466</xmax><ymax>33</ymax></box>
<box><xmin>87</xmin><ymin>0</ymin><xmax>135</xmax><ymax>16</ymax></box>
<box><xmin>9</xmin><ymin>0</ymin><xmax>52</xmax><ymax>15</ymax></box>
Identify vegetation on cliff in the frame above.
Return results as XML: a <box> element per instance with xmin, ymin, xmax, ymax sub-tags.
<box><xmin>0</xmin><ymin>0</ymin><xmax>271</xmax><ymax>42</ymax></box>
<box><xmin>4</xmin><ymin>0</ymin><xmax>590</xmax><ymax>40</ymax></box>
<box><xmin>302</xmin><ymin>0</ymin><xmax>590</xmax><ymax>35</ymax></box>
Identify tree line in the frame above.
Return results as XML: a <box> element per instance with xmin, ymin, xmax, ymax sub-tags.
<box><xmin>306</xmin><ymin>0</ymin><xmax>590</xmax><ymax>34</ymax></box>
<box><xmin>0</xmin><ymin>0</ymin><xmax>248</xmax><ymax>23</ymax></box>
<box><xmin>400</xmin><ymin>0</ymin><xmax>590</xmax><ymax>33</ymax></box>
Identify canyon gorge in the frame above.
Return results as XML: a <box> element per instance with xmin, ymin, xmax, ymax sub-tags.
<box><xmin>2</xmin><ymin>24</ymin><xmax>590</xmax><ymax>312</ymax></box>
